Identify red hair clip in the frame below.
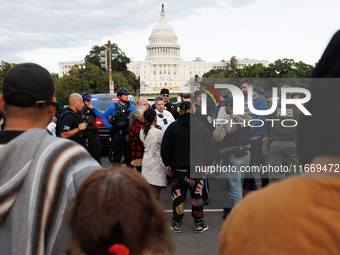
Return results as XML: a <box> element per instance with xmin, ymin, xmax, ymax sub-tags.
<box><xmin>108</xmin><ymin>244</ymin><xmax>130</xmax><ymax>255</ymax></box>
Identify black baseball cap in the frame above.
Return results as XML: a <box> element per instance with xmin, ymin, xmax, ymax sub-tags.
<box><xmin>226</xmin><ymin>97</ymin><xmax>233</xmax><ymax>107</ymax></box>
<box><xmin>3</xmin><ymin>63</ymin><xmax>58</xmax><ymax>108</ymax></box>
<box><xmin>160</xmin><ymin>88</ymin><xmax>169</xmax><ymax>95</ymax></box>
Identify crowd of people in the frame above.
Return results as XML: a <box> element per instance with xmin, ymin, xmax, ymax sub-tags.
<box><xmin>1</xmin><ymin>30</ymin><xmax>340</xmax><ymax>254</ymax></box>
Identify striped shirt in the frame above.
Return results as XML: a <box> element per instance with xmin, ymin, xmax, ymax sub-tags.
<box><xmin>0</xmin><ymin>129</ymin><xmax>101</xmax><ymax>255</ymax></box>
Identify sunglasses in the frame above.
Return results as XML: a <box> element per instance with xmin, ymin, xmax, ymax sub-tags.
<box><xmin>162</xmin><ymin>94</ymin><xmax>169</xmax><ymax>97</ymax></box>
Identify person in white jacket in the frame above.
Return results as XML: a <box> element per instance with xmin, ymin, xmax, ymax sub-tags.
<box><xmin>140</xmin><ymin>108</ymin><xmax>166</xmax><ymax>200</ymax></box>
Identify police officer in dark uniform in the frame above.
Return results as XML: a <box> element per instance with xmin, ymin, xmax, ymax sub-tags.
<box><xmin>81</xmin><ymin>92</ymin><xmax>102</xmax><ymax>164</ymax></box>
<box><xmin>59</xmin><ymin>93</ymin><xmax>88</xmax><ymax>147</ymax></box>
<box><xmin>152</xmin><ymin>88</ymin><xmax>179</xmax><ymax>119</ymax></box>
<box><xmin>102</xmin><ymin>88</ymin><xmax>136</xmax><ymax>166</ymax></box>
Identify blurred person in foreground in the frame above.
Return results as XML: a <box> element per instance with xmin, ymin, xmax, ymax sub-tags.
<box><xmin>65</xmin><ymin>166</ymin><xmax>174</xmax><ymax>255</ymax></box>
<box><xmin>0</xmin><ymin>107</ymin><xmax>4</xmax><ymax>130</ymax></box>
<box><xmin>217</xmin><ymin>30</ymin><xmax>340</xmax><ymax>255</ymax></box>
<box><xmin>0</xmin><ymin>63</ymin><xmax>101</xmax><ymax>255</ymax></box>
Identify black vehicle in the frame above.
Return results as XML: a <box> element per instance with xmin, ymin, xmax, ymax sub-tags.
<box><xmin>91</xmin><ymin>93</ymin><xmax>136</xmax><ymax>148</ymax></box>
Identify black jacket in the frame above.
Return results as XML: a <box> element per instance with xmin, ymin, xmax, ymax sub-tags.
<box><xmin>161</xmin><ymin>113</ymin><xmax>215</xmax><ymax>169</ymax></box>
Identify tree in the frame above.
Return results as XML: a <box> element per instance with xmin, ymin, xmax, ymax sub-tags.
<box><xmin>0</xmin><ymin>61</ymin><xmax>17</xmax><ymax>94</ymax></box>
<box><xmin>225</xmin><ymin>56</ymin><xmax>240</xmax><ymax>78</ymax></box>
<box><xmin>85</xmin><ymin>43</ymin><xmax>131</xmax><ymax>72</ymax></box>
<box><xmin>54</xmin><ymin>61</ymin><xmax>104</xmax><ymax>104</ymax></box>
<box><xmin>50</xmin><ymin>73</ymin><xmax>59</xmax><ymax>78</ymax></box>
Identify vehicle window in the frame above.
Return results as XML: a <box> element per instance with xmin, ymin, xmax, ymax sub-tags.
<box><xmin>91</xmin><ymin>98</ymin><xmax>116</xmax><ymax>111</ymax></box>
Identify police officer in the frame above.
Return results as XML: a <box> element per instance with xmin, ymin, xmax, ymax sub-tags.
<box><xmin>59</xmin><ymin>93</ymin><xmax>88</xmax><ymax>147</ymax></box>
<box><xmin>81</xmin><ymin>92</ymin><xmax>102</xmax><ymax>164</ymax></box>
<box><xmin>102</xmin><ymin>87</ymin><xmax>135</xmax><ymax>166</ymax></box>
<box><xmin>265</xmin><ymin>85</ymin><xmax>299</xmax><ymax>183</ymax></box>
<box><xmin>152</xmin><ymin>88</ymin><xmax>179</xmax><ymax>119</ymax></box>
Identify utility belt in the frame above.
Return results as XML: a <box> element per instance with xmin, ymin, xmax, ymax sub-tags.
<box><xmin>220</xmin><ymin>145</ymin><xmax>250</xmax><ymax>159</ymax></box>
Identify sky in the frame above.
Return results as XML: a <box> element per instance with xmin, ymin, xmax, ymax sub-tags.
<box><xmin>1</xmin><ymin>0</ymin><xmax>340</xmax><ymax>73</ymax></box>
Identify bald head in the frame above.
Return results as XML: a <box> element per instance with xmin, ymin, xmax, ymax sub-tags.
<box><xmin>69</xmin><ymin>93</ymin><xmax>84</xmax><ymax>112</ymax></box>
<box><xmin>137</xmin><ymin>97</ymin><xmax>149</xmax><ymax>109</ymax></box>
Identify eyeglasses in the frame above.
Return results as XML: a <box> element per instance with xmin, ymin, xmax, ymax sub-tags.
<box><xmin>267</xmin><ymin>101</ymin><xmax>272</xmax><ymax>103</ymax></box>
<box><xmin>162</xmin><ymin>94</ymin><xmax>169</xmax><ymax>97</ymax></box>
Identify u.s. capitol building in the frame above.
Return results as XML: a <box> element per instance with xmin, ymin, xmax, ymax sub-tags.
<box><xmin>127</xmin><ymin>5</ymin><xmax>269</xmax><ymax>95</ymax></box>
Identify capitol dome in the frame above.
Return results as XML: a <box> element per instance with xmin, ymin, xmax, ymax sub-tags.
<box><xmin>146</xmin><ymin>4</ymin><xmax>181</xmax><ymax>60</ymax></box>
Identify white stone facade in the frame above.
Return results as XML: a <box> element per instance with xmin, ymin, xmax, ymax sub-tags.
<box><xmin>58</xmin><ymin>60</ymin><xmax>85</xmax><ymax>78</ymax></box>
<box><xmin>128</xmin><ymin>6</ymin><xmax>269</xmax><ymax>95</ymax></box>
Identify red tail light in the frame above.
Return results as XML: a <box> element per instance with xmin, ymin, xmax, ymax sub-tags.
<box><xmin>112</xmin><ymin>98</ymin><xmax>119</xmax><ymax>101</ymax></box>
<box><xmin>96</xmin><ymin>120</ymin><xmax>102</xmax><ymax>125</ymax></box>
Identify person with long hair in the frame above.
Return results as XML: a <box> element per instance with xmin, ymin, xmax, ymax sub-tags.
<box><xmin>140</xmin><ymin>108</ymin><xmax>166</xmax><ymax>200</ymax></box>
<box><xmin>66</xmin><ymin>166</ymin><xmax>175</xmax><ymax>255</ymax></box>
<box><xmin>129</xmin><ymin>106</ymin><xmax>146</xmax><ymax>172</ymax></box>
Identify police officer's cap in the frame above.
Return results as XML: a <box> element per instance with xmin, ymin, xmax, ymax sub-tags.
<box><xmin>117</xmin><ymin>87</ymin><xmax>132</xmax><ymax>96</ymax></box>
<box><xmin>222</xmin><ymin>89</ymin><xmax>231</xmax><ymax>97</ymax></box>
<box><xmin>81</xmin><ymin>92</ymin><xmax>91</xmax><ymax>102</ymax></box>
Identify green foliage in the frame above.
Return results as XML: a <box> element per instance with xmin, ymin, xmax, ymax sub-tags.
<box><xmin>203</xmin><ymin>56</ymin><xmax>241</xmax><ymax>79</ymax></box>
<box><xmin>54</xmin><ymin>41</ymin><xmax>138</xmax><ymax>104</ymax></box>
<box><xmin>0</xmin><ymin>61</ymin><xmax>17</xmax><ymax>94</ymax></box>
<box><xmin>84</xmin><ymin>43</ymin><xmax>131</xmax><ymax>72</ymax></box>
<box><xmin>55</xmin><ymin>61</ymin><xmax>103</xmax><ymax>104</ymax></box>
<box><xmin>50</xmin><ymin>73</ymin><xmax>59</xmax><ymax>78</ymax></box>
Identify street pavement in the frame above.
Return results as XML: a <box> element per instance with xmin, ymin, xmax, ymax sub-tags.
<box><xmin>101</xmin><ymin>151</ymin><xmax>238</xmax><ymax>255</ymax></box>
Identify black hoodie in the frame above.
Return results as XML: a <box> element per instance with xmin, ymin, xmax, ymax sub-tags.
<box><xmin>161</xmin><ymin>113</ymin><xmax>215</xmax><ymax>169</ymax></box>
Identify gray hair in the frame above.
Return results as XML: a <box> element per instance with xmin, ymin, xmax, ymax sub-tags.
<box><xmin>154</xmin><ymin>96</ymin><xmax>164</xmax><ymax>104</ymax></box>
<box><xmin>130</xmin><ymin>106</ymin><xmax>146</xmax><ymax>126</ymax></box>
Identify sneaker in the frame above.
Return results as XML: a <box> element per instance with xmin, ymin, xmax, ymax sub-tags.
<box><xmin>170</xmin><ymin>220</ymin><xmax>182</xmax><ymax>233</ymax></box>
<box><xmin>194</xmin><ymin>221</ymin><xmax>209</xmax><ymax>233</ymax></box>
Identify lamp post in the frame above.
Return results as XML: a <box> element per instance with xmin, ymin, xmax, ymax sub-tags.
<box><xmin>78</xmin><ymin>64</ymin><xmax>85</xmax><ymax>92</ymax></box>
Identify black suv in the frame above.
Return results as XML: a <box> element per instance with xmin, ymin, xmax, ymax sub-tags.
<box><xmin>91</xmin><ymin>93</ymin><xmax>136</xmax><ymax>148</ymax></box>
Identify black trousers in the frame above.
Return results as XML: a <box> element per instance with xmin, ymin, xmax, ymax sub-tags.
<box><xmin>171</xmin><ymin>167</ymin><xmax>204</xmax><ymax>223</ymax></box>
<box><xmin>88</xmin><ymin>133</ymin><xmax>101</xmax><ymax>164</ymax></box>
<box><xmin>111</xmin><ymin>134</ymin><xmax>132</xmax><ymax>167</ymax></box>
<box><xmin>243</xmin><ymin>137</ymin><xmax>268</xmax><ymax>189</ymax></box>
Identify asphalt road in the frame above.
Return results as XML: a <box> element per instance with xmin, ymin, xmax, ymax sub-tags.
<box><xmin>101</xmin><ymin>150</ymin><xmax>236</xmax><ymax>255</ymax></box>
